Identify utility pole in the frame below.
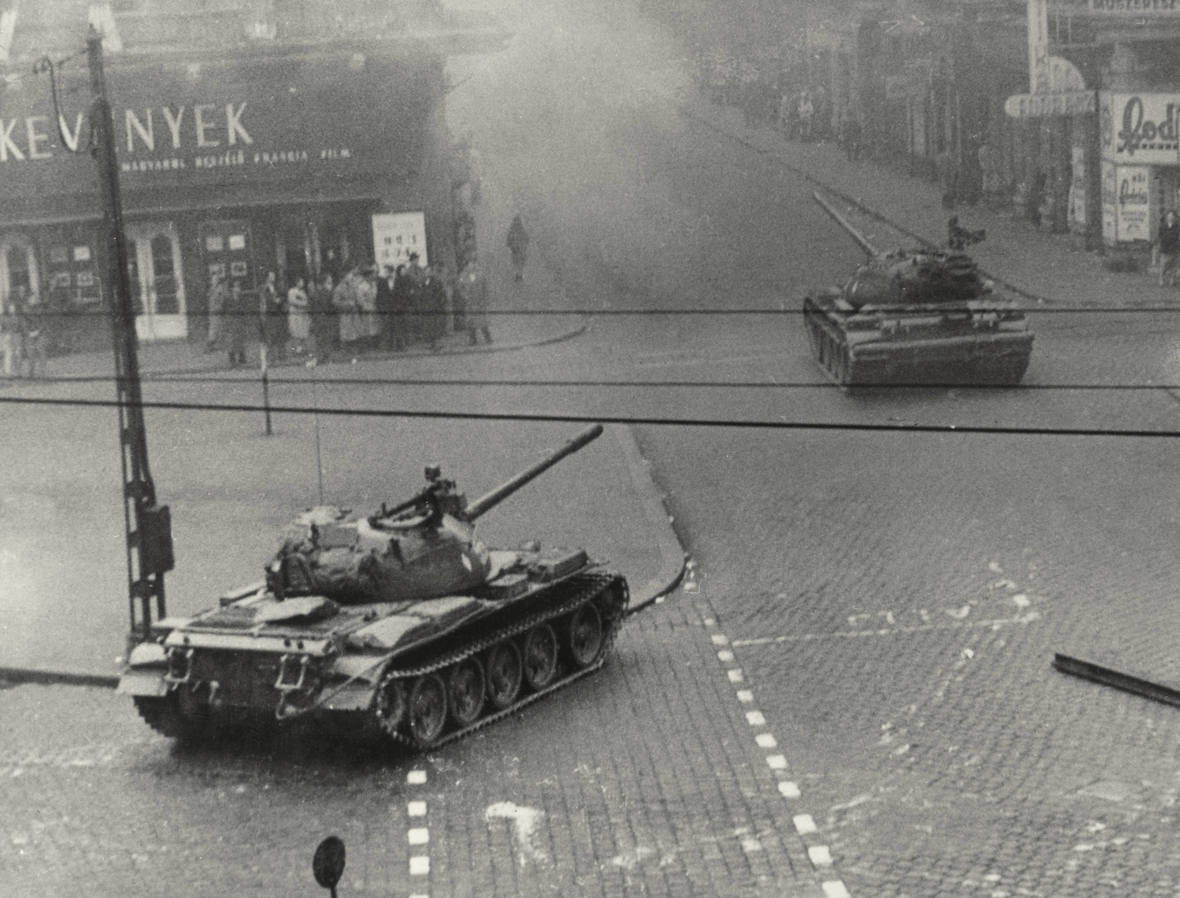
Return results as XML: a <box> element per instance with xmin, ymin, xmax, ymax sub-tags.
<box><xmin>87</xmin><ymin>27</ymin><xmax>174</xmax><ymax>649</ymax></box>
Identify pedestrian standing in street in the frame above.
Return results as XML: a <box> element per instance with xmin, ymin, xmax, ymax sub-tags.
<box><xmin>777</xmin><ymin>89</ymin><xmax>794</xmax><ymax>135</ymax></box>
<box><xmin>309</xmin><ymin>273</ymin><xmax>337</xmax><ymax>362</ymax></box>
<box><xmin>507</xmin><ymin>215</ymin><xmax>529</xmax><ymax>283</ymax></box>
<box><xmin>458</xmin><ymin>261</ymin><xmax>492</xmax><ymax>345</ymax></box>
<box><xmin>390</xmin><ymin>263</ymin><xmax>411</xmax><ymax>350</ymax></box>
<box><xmin>0</xmin><ymin>291</ymin><xmax>21</xmax><ymax>377</ymax></box>
<box><xmin>421</xmin><ymin>263</ymin><xmax>448</xmax><ymax>351</ymax></box>
<box><xmin>797</xmin><ymin>91</ymin><xmax>814</xmax><ymax>141</ymax></box>
<box><xmin>226</xmin><ymin>280</ymin><xmax>250</xmax><ymax>368</ymax></box>
<box><xmin>937</xmin><ymin>149</ymin><xmax>960</xmax><ymax>210</ymax></box>
<box><xmin>286</xmin><ymin>275</ymin><xmax>310</xmax><ymax>355</ymax></box>
<box><xmin>205</xmin><ymin>271</ymin><xmax>229</xmax><ymax>353</ymax></box>
<box><xmin>1159</xmin><ymin>210</ymin><xmax>1180</xmax><ymax>287</ymax></box>
<box><xmin>20</xmin><ymin>290</ymin><xmax>46</xmax><ymax>379</ymax></box>
<box><xmin>356</xmin><ymin>266</ymin><xmax>380</xmax><ymax>350</ymax></box>
<box><xmin>402</xmin><ymin>252</ymin><xmax>426</xmax><ymax>345</ymax></box>
<box><xmin>333</xmin><ymin>268</ymin><xmax>362</xmax><ymax>359</ymax></box>
<box><xmin>259</xmin><ymin>270</ymin><xmax>286</xmax><ymax>363</ymax></box>
<box><xmin>838</xmin><ymin>109</ymin><xmax>861</xmax><ymax>162</ymax></box>
<box><xmin>376</xmin><ymin>264</ymin><xmax>397</xmax><ymax>351</ymax></box>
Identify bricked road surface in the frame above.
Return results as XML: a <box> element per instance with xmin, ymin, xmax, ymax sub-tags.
<box><xmin>0</xmin><ymin>590</ymin><xmax>830</xmax><ymax>898</ymax></box>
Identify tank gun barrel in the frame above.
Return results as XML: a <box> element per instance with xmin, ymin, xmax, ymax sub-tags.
<box><xmin>812</xmin><ymin>191</ymin><xmax>881</xmax><ymax>258</ymax></box>
<box><xmin>463</xmin><ymin>424</ymin><xmax>604</xmax><ymax>522</ymax></box>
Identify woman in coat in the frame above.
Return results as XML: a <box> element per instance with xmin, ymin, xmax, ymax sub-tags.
<box><xmin>286</xmin><ymin>275</ymin><xmax>310</xmax><ymax>354</ymax></box>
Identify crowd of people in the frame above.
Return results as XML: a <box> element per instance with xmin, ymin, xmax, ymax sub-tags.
<box><xmin>0</xmin><ymin>286</ymin><xmax>48</xmax><ymax>378</ymax></box>
<box><xmin>694</xmin><ymin>51</ymin><xmax>843</xmax><ymax>143</ymax></box>
<box><xmin>205</xmin><ymin>252</ymin><xmax>493</xmax><ymax>368</ymax></box>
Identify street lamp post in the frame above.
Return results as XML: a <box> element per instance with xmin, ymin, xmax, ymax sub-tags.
<box><xmin>86</xmin><ymin>27</ymin><xmax>174</xmax><ymax>650</ymax></box>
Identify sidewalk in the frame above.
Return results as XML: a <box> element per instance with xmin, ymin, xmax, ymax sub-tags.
<box><xmin>34</xmin><ymin>223</ymin><xmax>586</xmax><ymax>382</ymax></box>
<box><xmin>40</xmin><ymin>307</ymin><xmax>587</xmax><ymax>381</ymax></box>
<box><xmin>682</xmin><ymin>94</ymin><xmax>1177</xmax><ymax>310</ymax></box>
<box><xmin>0</xmin><ymin>199</ymin><xmax>681</xmax><ymax>679</ymax></box>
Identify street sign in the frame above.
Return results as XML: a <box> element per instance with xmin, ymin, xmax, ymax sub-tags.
<box><xmin>1005</xmin><ymin>91</ymin><xmax>1096</xmax><ymax>118</ymax></box>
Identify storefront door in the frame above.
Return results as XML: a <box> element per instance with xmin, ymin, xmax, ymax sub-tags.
<box><xmin>1</xmin><ymin>236</ymin><xmax>39</xmax><ymax>304</ymax></box>
<box><xmin>127</xmin><ymin>223</ymin><xmax>186</xmax><ymax>342</ymax></box>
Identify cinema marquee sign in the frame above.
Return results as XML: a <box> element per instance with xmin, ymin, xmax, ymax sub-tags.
<box><xmin>0</xmin><ymin>52</ymin><xmax>427</xmax><ymax>202</ymax></box>
<box><xmin>0</xmin><ymin>100</ymin><xmax>357</xmax><ymax>176</ymax></box>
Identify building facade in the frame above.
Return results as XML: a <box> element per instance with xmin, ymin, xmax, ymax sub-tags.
<box><xmin>0</xmin><ymin>0</ymin><xmax>497</xmax><ymax>349</ymax></box>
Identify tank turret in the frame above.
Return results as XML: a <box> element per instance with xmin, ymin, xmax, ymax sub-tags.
<box><xmin>803</xmin><ymin>190</ymin><xmax>1033</xmax><ymax>388</ymax></box>
<box><xmin>119</xmin><ymin>423</ymin><xmax>630</xmax><ymax>751</ymax></box>
<box><xmin>266</xmin><ymin>424</ymin><xmax>604</xmax><ymax>603</ymax></box>
<box><xmin>843</xmin><ymin>248</ymin><xmax>991</xmax><ymax>309</ymax></box>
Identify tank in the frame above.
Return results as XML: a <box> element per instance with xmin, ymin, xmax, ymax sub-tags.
<box><xmin>117</xmin><ymin>424</ymin><xmax>630</xmax><ymax>751</ymax></box>
<box><xmin>804</xmin><ymin>196</ymin><xmax>1034</xmax><ymax>388</ymax></box>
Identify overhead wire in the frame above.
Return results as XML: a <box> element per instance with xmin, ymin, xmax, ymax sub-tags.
<box><xmin>19</xmin><ymin>371</ymin><xmax>1180</xmax><ymax>392</ymax></box>
<box><xmin>1</xmin><ymin>392</ymin><xmax>1179</xmax><ymax>440</ymax></box>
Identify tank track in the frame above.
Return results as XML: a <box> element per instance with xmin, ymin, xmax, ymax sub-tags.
<box><xmin>377</xmin><ymin>571</ymin><xmax>627</xmax><ymax>751</ymax></box>
<box><xmin>134</xmin><ymin>571</ymin><xmax>629</xmax><ymax>750</ymax></box>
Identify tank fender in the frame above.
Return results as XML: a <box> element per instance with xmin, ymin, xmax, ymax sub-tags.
<box><xmin>328</xmin><ymin>654</ymin><xmax>385</xmax><ymax>684</ymax></box>
<box><xmin>318</xmin><ymin>655</ymin><xmax>385</xmax><ymax>711</ymax></box>
<box><xmin>117</xmin><ymin>668</ymin><xmax>169</xmax><ymax>697</ymax></box>
<box><xmin>128</xmin><ymin>641</ymin><xmax>167</xmax><ymax>668</ymax></box>
<box><xmin>117</xmin><ymin>642</ymin><xmax>169</xmax><ymax>696</ymax></box>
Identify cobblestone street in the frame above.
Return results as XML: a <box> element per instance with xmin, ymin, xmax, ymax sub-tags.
<box><xmin>0</xmin><ymin>591</ymin><xmax>838</xmax><ymax>898</ymax></box>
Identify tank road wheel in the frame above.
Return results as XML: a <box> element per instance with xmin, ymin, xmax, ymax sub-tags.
<box><xmin>567</xmin><ymin>603</ymin><xmax>605</xmax><ymax>669</ymax></box>
<box><xmin>522</xmin><ymin>624</ymin><xmax>559</xmax><ymax>691</ymax></box>
<box><xmin>407</xmin><ymin>674</ymin><xmax>448</xmax><ymax>748</ymax></box>
<box><xmin>486</xmin><ymin>641</ymin><xmax>523</xmax><ymax>710</ymax></box>
<box><xmin>447</xmin><ymin>659</ymin><xmax>485</xmax><ymax>728</ymax></box>
<box><xmin>375</xmin><ymin>675</ymin><xmax>407</xmax><ymax>739</ymax></box>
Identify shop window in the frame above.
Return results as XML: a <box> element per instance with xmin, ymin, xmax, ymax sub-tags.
<box><xmin>45</xmin><ymin>241</ymin><xmax>101</xmax><ymax>308</ymax></box>
<box><xmin>151</xmin><ymin>234</ymin><xmax>179</xmax><ymax>315</ymax></box>
<box><xmin>201</xmin><ymin>221</ymin><xmax>255</xmax><ymax>293</ymax></box>
<box><xmin>6</xmin><ymin>245</ymin><xmax>33</xmax><ymax>295</ymax></box>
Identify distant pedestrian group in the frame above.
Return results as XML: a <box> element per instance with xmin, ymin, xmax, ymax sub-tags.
<box><xmin>205</xmin><ymin>253</ymin><xmax>494</xmax><ymax>367</ymax></box>
<box><xmin>0</xmin><ymin>285</ymin><xmax>47</xmax><ymax>378</ymax></box>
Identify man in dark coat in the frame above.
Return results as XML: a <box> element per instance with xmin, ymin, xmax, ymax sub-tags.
<box><xmin>421</xmin><ymin>263</ymin><xmax>448</xmax><ymax>350</ymax></box>
<box><xmin>376</xmin><ymin>264</ymin><xmax>398</xmax><ymax>350</ymax></box>
<box><xmin>1160</xmin><ymin>210</ymin><xmax>1180</xmax><ymax>287</ymax></box>
<box><xmin>259</xmin><ymin>270</ymin><xmax>286</xmax><ymax>363</ymax></box>
<box><xmin>225</xmin><ymin>280</ymin><xmax>251</xmax><ymax>368</ymax></box>
<box><xmin>309</xmin><ymin>273</ymin><xmax>337</xmax><ymax>362</ymax></box>
<box><xmin>507</xmin><ymin>215</ymin><xmax>529</xmax><ymax>282</ymax></box>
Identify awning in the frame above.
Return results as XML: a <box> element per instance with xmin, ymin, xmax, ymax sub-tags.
<box><xmin>0</xmin><ymin>174</ymin><xmax>408</xmax><ymax>229</ymax></box>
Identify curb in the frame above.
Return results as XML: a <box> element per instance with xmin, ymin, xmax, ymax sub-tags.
<box><xmin>47</xmin><ymin>316</ymin><xmax>591</xmax><ymax>382</ymax></box>
<box><xmin>0</xmin><ymin>422</ymin><xmax>686</xmax><ymax>688</ymax></box>
<box><xmin>611</xmin><ymin>423</ymin><xmax>687</xmax><ymax>615</ymax></box>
